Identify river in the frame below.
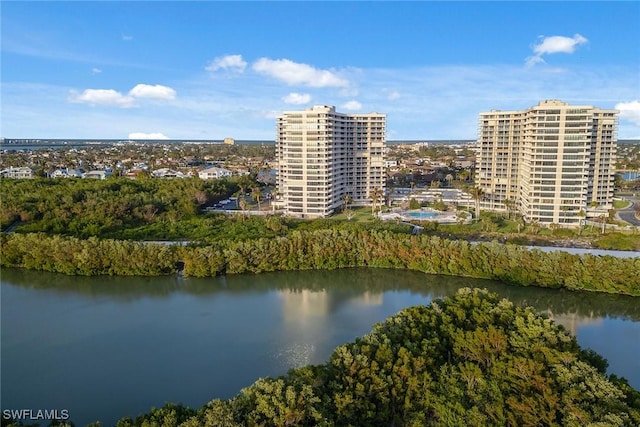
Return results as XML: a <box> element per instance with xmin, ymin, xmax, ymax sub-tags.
<box><xmin>1</xmin><ymin>268</ymin><xmax>639</xmax><ymax>426</ymax></box>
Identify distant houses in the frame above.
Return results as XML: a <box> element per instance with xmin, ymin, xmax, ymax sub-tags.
<box><xmin>0</xmin><ymin>166</ymin><xmax>33</xmax><ymax>179</ymax></box>
<box><xmin>50</xmin><ymin>168</ymin><xmax>84</xmax><ymax>178</ymax></box>
<box><xmin>198</xmin><ymin>166</ymin><xmax>232</xmax><ymax>180</ymax></box>
<box><xmin>49</xmin><ymin>168</ymin><xmax>110</xmax><ymax>179</ymax></box>
<box><xmin>83</xmin><ymin>170</ymin><xmax>111</xmax><ymax>180</ymax></box>
<box><xmin>151</xmin><ymin>168</ymin><xmax>188</xmax><ymax>179</ymax></box>
<box><xmin>1</xmin><ymin>165</ymin><xmax>243</xmax><ymax>180</ymax></box>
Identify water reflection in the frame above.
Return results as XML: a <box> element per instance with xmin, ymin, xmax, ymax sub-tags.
<box><xmin>1</xmin><ymin>267</ymin><xmax>638</xmax><ymax>426</ymax></box>
<box><xmin>3</xmin><ymin>267</ymin><xmax>638</xmax><ymax>322</ymax></box>
<box><xmin>544</xmin><ymin>311</ymin><xmax>602</xmax><ymax>336</ymax></box>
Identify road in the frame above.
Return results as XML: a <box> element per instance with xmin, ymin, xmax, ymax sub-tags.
<box><xmin>617</xmin><ymin>197</ymin><xmax>640</xmax><ymax>226</ymax></box>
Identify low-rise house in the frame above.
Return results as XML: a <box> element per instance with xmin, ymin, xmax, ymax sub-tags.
<box><xmin>83</xmin><ymin>170</ymin><xmax>111</xmax><ymax>180</ymax></box>
<box><xmin>51</xmin><ymin>168</ymin><xmax>83</xmax><ymax>178</ymax></box>
<box><xmin>256</xmin><ymin>168</ymin><xmax>276</xmax><ymax>184</ymax></box>
<box><xmin>198</xmin><ymin>166</ymin><xmax>232</xmax><ymax>180</ymax></box>
<box><xmin>454</xmin><ymin>159</ymin><xmax>475</xmax><ymax>169</ymax></box>
<box><xmin>124</xmin><ymin>169</ymin><xmax>146</xmax><ymax>179</ymax></box>
<box><xmin>152</xmin><ymin>168</ymin><xmax>186</xmax><ymax>179</ymax></box>
<box><xmin>0</xmin><ymin>167</ymin><xmax>33</xmax><ymax>179</ymax></box>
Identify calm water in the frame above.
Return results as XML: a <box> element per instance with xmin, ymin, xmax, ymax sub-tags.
<box><xmin>1</xmin><ymin>268</ymin><xmax>639</xmax><ymax>426</ymax></box>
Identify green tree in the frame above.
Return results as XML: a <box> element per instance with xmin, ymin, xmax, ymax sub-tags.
<box><xmin>113</xmin><ymin>289</ymin><xmax>640</xmax><ymax>426</ymax></box>
<box><xmin>470</xmin><ymin>187</ymin><xmax>485</xmax><ymax>221</ymax></box>
<box><xmin>578</xmin><ymin>209</ymin><xmax>586</xmax><ymax>235</ymax></box>
<box><xmin>503</xmin><ymin>198</ymin><xmax>516</xmax><ymax>220</ymax></box>
<box><xmin>341</xmin><ymin>194</ymin><xmax>354</xmax><ymax>220</ymax></box>
<box><xmin>370</xmin><ymin>188</ymin><xmax>383</xmax><ymax>215</ymax></box>
<box><xmin>238</xmin><ymin>198</ymin><xmax>249</xmax><ymax>219</ymax></box>
<box><xmin>433</xmin><ymin>198</ymin><xmax>447</xmax><ymax>212</ymax></box>
<box><xmin>251</xmin><ymin>186</ymin><xmax>262</xmax><ymax>211</ymax></box>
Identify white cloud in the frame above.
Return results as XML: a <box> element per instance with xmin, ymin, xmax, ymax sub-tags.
<box><xmin>13</xmin><ymin>62</ymin><xmax>639</xmax><ymax>140</ymax></box>
<box><xmin>525</xmin><ymin>55</ymin><xmax>546</xmax><ymax>68</ymax></box>
<box><xmin>69</xmin><ymin>83</ymin><xmax>176</xmax><ymax>107</ymax></box>
<box><xmin>253</xmin><ymin>57</ymin><xmax>348</xmax><ymax>88</ymax></box>
<box><xmin>526</xmin><ymin>34</ymin><xmax>588</xmax><ymax>67</ymax></box>
<box><xmin>129</xmin><ymin>84</ymin><xmax>176</xmax><ymax>100</ymax></box>
<box><xmin>341</xmin><ymin>100</ymin><xmax>362</xmax><ymax>111</ymax></box>
<box><xmin>69</xmin><ymin>89</ymin><xmax>134</xmax><ymax>108</ymax></box>
<box><xmin>92</xmin><ymin>68</ymin><xmax>102</xmax><ymax>74</ymax></box>
<box><xmin>615</xmin><ymin>100</ymin><xmax>640</xmax><ymax>126</ymax></box>
<box><xmin>122</xmin><ymin>34</ymin><xmax>133</xmax><ymax>41</ymax></box>
<box><xmin>282</xmin><ymin>92</ymin><xmax>311</xmax><ymax>105</ymax></box>
<box><xmin>205</xmin><ymin>54</ymin><xmax>247</xmax><ymax>72</ymax></box>
<box><xmin>534</xmin><ymin>34</ymin><xmax>588</xmax><ymax>55</ymax></box>
<box><xmin>128</xmin><ymin>132</ymin><xmax>169</xmax><ymax>140</ymax></box>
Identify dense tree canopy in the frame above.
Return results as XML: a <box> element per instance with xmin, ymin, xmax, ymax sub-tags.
<box><xmin>0</xmin><ymin>177</ymin><xmax>239</xmax><ymax>237</ymax></box>
<box><xmin>2</xmin><ymin>229</ymin><xmax>639</xmax><ymax>295</ymax></box>
<box><xmin>98</xmin><ymin>289</ymin><xmax>640</xmax><ymax>426</ymax></box>
<box><xmin>1</xmin><ymin>178</ymin><xmax>639</xmax><ymax>296</ymax></box>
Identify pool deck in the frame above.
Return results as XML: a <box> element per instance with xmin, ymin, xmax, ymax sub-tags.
<box><xmin>379</xmin><ymin>208</ymin><xmax>461</xmax><ymax>223</ymax></box>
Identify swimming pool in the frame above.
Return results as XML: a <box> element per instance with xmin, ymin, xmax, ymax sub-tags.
<box><xmin>404</xmin><ymin>211</ymin><xmax>440</xmax><ymax>219</ymax></box>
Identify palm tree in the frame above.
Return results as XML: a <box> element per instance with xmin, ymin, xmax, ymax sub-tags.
<box><xmin>234</xmin><ymin>190</ymin><xmax>243</xmax><ymax>209</ymax></box>
<box><xmin>599</xmin><ymin>213</ymin><xmax>607</xmax><ymax>234</ymax></box>
<box><xmin>559</xmin><ymin>205</ymin><xmax>570</xmax><ymax>228</ymax></box>
<box><xmin>341</xmin><ymin>194</ymin><xmax>353</xmax><ymax>209</ymax></box>
<box><xmin>252</xmin><ymin>187</ymin><xmax>262</xmax><ymax>211</ymax></box>
<box><xmin>527</xmin><ymin>219</ymin><xmax>541</xmax><ymax>234</ymax></box>
<box><xmin>456</xmin><ymin>211</ymin><xmax>468</xmax><ymax>225</ymax></box>
<box><xmin>238</xmin><ymin>198</ymin><xmax>248</xmax><ymax>219</ymax></box>
<box><xmin>342</xmin><ymin>194</ymin><xmax>354</xmax><ymax>220</ymax></box>
<box><xmin>470</xmin><ymin>187</ymin><xmax>485</xmax><ymax>221</ymax></box>
<box><xmin>589</xmin><ymin>201</ymin><xmax>599</xmax><ymax>231</ymax></box>
<box><xmin>578</xmin><ymin>209</ymin><xmax>586</xmax><ymax>235</ymax></box>
<box><xmin>503</xmin><ymin>198</ymin><xmax>515</xmax><ymax>220</ymax></box>
<box><xmin>238</xmin><ymin>182</ymin><xmax>247</xmax><ymax>200</ymax></box>
<box><xmin>236</xmin><ymin>175</ymin><xmax>253</xmax><ymax>207</ymax></box>
<box><xmin>271</xmin><ymin>187</ymin><xmax>280</xmax><ymax>212</ymax></box>
<box><xmin>370</xmin><ymin>188</ymin><xmax>383</xmax><ymax>215</ymax></box>
<box><xmin>445</xmin><ymin>174</ymin><xmax>454</xmax><ymax>187</ymax></box>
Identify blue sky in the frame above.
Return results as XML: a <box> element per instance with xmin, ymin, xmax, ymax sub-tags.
<box><xmin>2</xmin><ymin>1</ymin><xmax>639</xmax><ymax>140</ymax></box>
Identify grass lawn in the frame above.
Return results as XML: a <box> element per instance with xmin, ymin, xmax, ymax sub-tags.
<box><xmin>332</xmin><ymin>206</ymin><xmax>379</xmax><ymax>222</ymax></box>
<box><xmin>613</xmin><ymin>199</ymin><xmax>631</xmax><ymax>209</ymax></box>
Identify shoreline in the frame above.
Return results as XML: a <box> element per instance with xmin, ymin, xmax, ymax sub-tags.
<box><xmin>2</xmin><ymin>231</ymin><xmax>638</xmax><ymax>296</ymax></box>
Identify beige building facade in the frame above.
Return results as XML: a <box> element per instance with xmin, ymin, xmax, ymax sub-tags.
<box><xmin>276</xmin><ymin>105</ymin><xmax>385</xmax><ymax>218</ymax></box>
<box><xmin>477</xmin><ymin>100</ymin><xmax>617</xmax><ymax>226</ymax></box>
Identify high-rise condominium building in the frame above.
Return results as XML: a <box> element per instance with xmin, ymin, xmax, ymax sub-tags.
<box><xmin>477</xmin><ymin>100</ymin><xmax>617</xmax><ymax>226</ymax></box>
<box><xmin>276</xmin><ymin>105</ymin><xmax>385</xmax><ymax>218</ymax></box>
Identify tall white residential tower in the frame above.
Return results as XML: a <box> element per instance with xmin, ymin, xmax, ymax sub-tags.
<box><xmin>477</xmin><ymin>100</ymin><xmax>617</xmax><ymax>226</ymax></box>
<box><xmin>276</xmin><ymin>105</ymin><xmax>386</xmax><ymax>218</ymax></box>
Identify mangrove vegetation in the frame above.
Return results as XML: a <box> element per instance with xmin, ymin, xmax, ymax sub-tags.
<box><xmin>1</xmin><ymin>178</ymin><xmax>639</xmax><ymax>295</ymax></box>
<box><xmin>76</xmin><ymin>289</ymin><xmax>640</xmax><ymax>426</ymax></box>
<box><xmin>2</xmin><ymin>229</ymin><xmax>639</xmax><ymax>295</ymax></box>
